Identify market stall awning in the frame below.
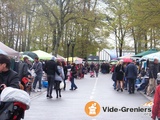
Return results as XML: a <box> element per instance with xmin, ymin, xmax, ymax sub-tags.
<box><xmin>132</xmin><ymin>49</ymin><xmax>158</xmax><ymax>57</ymax></box>
<box><xmin>0</xmin><ymin>42</ymin><xmax>19</xmax><ymax>57</ymax></box>
<box><xmin>23</xmin><ymin>51</ymin><xmax>38</xmax><ymax>59</ymax></box>
<box><xmin>0</xmin><ymin>49</ymin><xmax>8</xmax><ymax>55</ymax></box>
<box><xmin>141</xmin><ymin>51</ymin><xmax>160</xmax><ymax>62</ymax></box>
<box><xmin>65</xmin><ymin>57</ymin><xmax>83</xmax><ymax>64</ymax></box>
<box><xmin>32</xmin><ymin>50</ymin><xmax>54</xmax><ymax>60</ymax></box>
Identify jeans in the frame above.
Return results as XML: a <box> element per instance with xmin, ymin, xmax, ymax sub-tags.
<box><xmin>33</xmin><ymin>74</ymin><xmax>42</xmax><ymax>89</ymax></box>
<box><xmin>47</xmin><ymin>75</ymin><xmax>55</xmax><ymax>96</ymax></box>
<box><xmin>113</xmin><ymin>81</ymin><xmax>116</xmax><ymax>89</ymax></box>
<box><xmin>70</xmin><ymin>77</ymin><xmax>77</xmax><ymax>89</ymax></box>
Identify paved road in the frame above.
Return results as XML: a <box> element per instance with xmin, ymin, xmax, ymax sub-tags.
<box><xmin>24</xmin><ymin>73</ymin><xmax>152</xmax><ymax>120</ymax></box>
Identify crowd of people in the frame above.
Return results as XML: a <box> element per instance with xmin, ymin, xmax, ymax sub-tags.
<box><xmin>0</xmin><ymin>53</ymin><xmax>108</xmax><ymax>99</ymax></box>
<box><xmin>110</xmin><ymin>58</ymin><xmax>160</xmax><ymax>120</ymax></box>
<box><xmin>1</xmin><ymin>53</ymin><xmax>160</xmax><ymax>119</ymax></box>
<box><xmin>111</xmin><ymin>58</ymin><xmax>160</xmax><ymax>94</ymax></box>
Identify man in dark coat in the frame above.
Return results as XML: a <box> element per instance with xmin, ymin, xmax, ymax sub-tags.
<box><xmin>44</xmin><ymin>57</ymin><xmax>60</xmax><ymax>98</ymax></box>
<box><xmin>0</xmin><ymin>54</ymin><xmax>19</xmax><ymax>91</ymax></box>
<box><xmin>125</xmin><ymin>60</ymin><xmax>137</xmax><ymax>94</ymax></box>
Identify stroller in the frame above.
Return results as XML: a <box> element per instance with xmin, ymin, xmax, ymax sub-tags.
<box><xmin>90</xmin><ymin>71</ymin><xmax>95</xmax><ymax>77</ymax></box>
<box><xmin>0</xmin><ymin>87</ymin><xmax>30</xmax><ymax>120</ymax></box>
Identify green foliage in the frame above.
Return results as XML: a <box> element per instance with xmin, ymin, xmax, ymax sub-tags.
<box><xmin>3</xmin><ymin>0</ymin><xmax>160</xmax><ymax>58</ymax></box>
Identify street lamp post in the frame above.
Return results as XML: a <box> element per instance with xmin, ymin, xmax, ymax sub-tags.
<box><xmin>66</xmin><ymin>40</ymin><xmax>70</xmax><ymax>65</ymax></box>
<box><xmin>71</xmin><ymin>40</ymin><xmax>76</xmax><ymax>63</ymax></box>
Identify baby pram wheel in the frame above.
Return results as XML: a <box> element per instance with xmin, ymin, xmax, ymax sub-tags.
<box><xmin>0</xmin><ymin>102</ymin><xmax>26</xmax><ymax>120</ymax></box>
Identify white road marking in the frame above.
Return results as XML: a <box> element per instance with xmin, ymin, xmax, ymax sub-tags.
<box><xmin>90</xmin><ymin>78</ymin><xmax>98</xmax><ymax>100</ymax></box>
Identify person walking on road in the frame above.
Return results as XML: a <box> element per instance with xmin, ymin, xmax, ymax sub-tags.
<box><xmin>115</xmin><ymin>60</ymin><xmax>125</xmax><ymax>92</ymax></box>
<box><xmin>70</xmin><ymin>63</ymin><xmax>78</xmax><ymax>90</ymax></box>
<box><xmin>45</xmin><ymin>57</ymin><xmax>60</xmax><ymax>98</ymax></box>
<box><xmin>30</xmin><ymin>57</ymin><xmax>43</xmax><ymax>92</ymax></box>
<box><xmin>54</xmin><ymin>61</ymin><xmax>64</xmax><ymax>98</ymax></box>
<box><xmin>125</xmin><ymin>60</ymin><xmax>137</xmax><ymax>94</ymax></box>
<box><xmin>95</xmin><ymin>63</ymin><xmax>100</xmax><ymax>77</ymax></box>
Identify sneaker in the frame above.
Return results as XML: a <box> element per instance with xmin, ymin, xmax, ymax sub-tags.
<box><xmin>32</xmin><ymin>89</ymin><xmax>37</xmax><ymax>92</ymax></box>
<box><xmin>37</xmin><ymin>89</ymin><xmax>41</xmax><ymax>92</ymax></box>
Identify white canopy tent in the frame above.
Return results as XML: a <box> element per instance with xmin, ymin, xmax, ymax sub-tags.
<box><xmin>0</xmin><ymin>42</ymin><xmax>19</xmax><ymax>57</ymax></box>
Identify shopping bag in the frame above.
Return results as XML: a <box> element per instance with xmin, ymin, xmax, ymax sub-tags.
<box><xmin>60</xmin><ymin>82</ymin><xmax>64</xmax><ymax>89</ymax></box>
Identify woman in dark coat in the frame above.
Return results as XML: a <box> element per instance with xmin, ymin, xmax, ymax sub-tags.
<box><xmin>115</xmin><ymin>60</ymin><xmax>125</xmax><ymax>92</ymax></box>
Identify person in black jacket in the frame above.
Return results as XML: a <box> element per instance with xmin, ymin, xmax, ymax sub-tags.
<box><xmin>125</xmin><ymin>60</ymin><xmax>138</xmax><ymax>94</ymax></box>
<box><xmin>115</xmin><ymin>61</ymin><xmax>125</xmax><ymax>92</ymax></box>
<box><xmin>0</xmin><ymin>54</ymin><xmax>19</xmax><ymax>91</ymax></box>
<box><xmin>44</xmin><ymin>57</ymin><xmax>60</xmax><ymax>98</ymax></box>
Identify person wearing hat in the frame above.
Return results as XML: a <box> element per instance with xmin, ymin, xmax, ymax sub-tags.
<box><xmin>44</xmin><ymin>57</ymin><xmax>60</xmax><ymax>98</ymax></box>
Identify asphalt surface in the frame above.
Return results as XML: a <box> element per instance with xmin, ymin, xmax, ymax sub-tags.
<box><xmin>24</xmin><ymin>73</ymin><xmax>152</xmax><ymax>120</ymax></box>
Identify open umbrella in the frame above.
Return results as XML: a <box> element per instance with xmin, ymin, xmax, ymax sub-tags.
<box><xmin>121</xmin><ymin>58</ymin><xmax>133</xmax><ymax>63</ymax></box>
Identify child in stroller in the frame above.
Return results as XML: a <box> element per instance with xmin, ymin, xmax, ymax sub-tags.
<box><xmin>90</xmin><ymin>71</ymin><xmax>95</xmax><ymax>77</ymax></box>
<box><xmin>0</xmin><ymin>87</ymin><xmax>30</xmax><ymax>120</ymax></box>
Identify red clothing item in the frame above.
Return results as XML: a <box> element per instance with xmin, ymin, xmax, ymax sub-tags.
<box><xmin>152</xmin><ymin>85</ymin><xmax>160</xmax><ymax>119</ymax></box>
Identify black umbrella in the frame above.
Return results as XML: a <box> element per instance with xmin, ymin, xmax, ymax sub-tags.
<box><xmin>23</xmin><ymin>51</ymin><xmax>38</xmax><ymax>59</ymax></box>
